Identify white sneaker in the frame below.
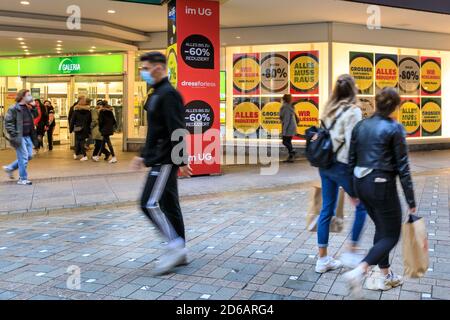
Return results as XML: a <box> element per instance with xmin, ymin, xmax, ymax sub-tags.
<box><xmin>340</xmin><ymin>251</ymin><xmax>364</xmax><ymax>269</ymax></box>
<box><xmin>80</xmin><ymin>156</ymin><xmax>88</xmax><ymax>161</ymax></box>
<box><xmin>73</xmin><ymin>154</ymin><xmax>78</xmax><ymax>160</ymax></box>
<box><xmin>109</xmin><ymin>157</ymin><xmax>118</xmax><ymax>164</ymax></box>
<box><xmin>3</xmin><ymin>166</ymin><xmax>14</xmax><ymax>180</ymax></box>
<box><xmin>92</xmin><ymin>156</ymin><xmax>100</xmax><ymax>162</ymax></box>
<box><xmin>315</xmin><ymin>256</ymin><xmax>343</xmax><ymax>273</ymax></box>
<box><xmin>152</xmin><ymin>248</ymin><xmax>188</xmax><ymax>276</ymax></box>
<box><xmin>17</xmin><ymin>179</ymin><xmax>32</xmax><ymax>185</ymax></box>
<box><xmin>366</xmin><ymin>270</ymin><xmax>403</xmax><ymax>291</ymax></box>
<box><xmin>343</xmin><ymin>268</ymin><xmax>365</xmax><ymax>299</ymax></box>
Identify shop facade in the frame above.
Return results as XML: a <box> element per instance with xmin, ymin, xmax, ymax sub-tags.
<box><xmin>0</xmin><ymin>54</ymin><xmax>127</xmax><ymax>149</ymax></box>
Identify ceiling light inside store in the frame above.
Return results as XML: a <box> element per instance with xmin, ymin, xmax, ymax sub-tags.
<box><xmin>20</xmin><ymin>42</ymin><xmax>25</xmax><ymax>45</ymax></box>
<box><xmin>20</xmin><ymin>1</ymin><xmax>30</xmax><ymax>5</ymax></box>
<box><xmin>17</xmin><ymin>38</ymin><xmax>24</xmax><ymax>41</ymax></box>
<box><xmin>21</xmin><ymin>46</ymin><xmax>27</xmax><ymax>49</ymax></box>
<box><xmin>107</xmin><ymin>10</ymin><xmax>116</xmax><ymax>14</ymax></box>
<box><xmin>89</xmin><ymin>49</ymin><xmax>95</xmax><ymax>52</ymax></box>
<box><xmin>235</xmin><ymin>36</ymin><xmax>241</xmax><ymax>39</ymax></box>
<box><xmin>57</xmin><ymin>40</ymin><xmax>63</xmax><ymax>43</ymax></box>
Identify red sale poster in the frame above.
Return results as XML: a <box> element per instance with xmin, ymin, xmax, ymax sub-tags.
<box><xmin>290</xmin><ymin>51</ymin><xmax>319</xmax><ymax>95</ymax></box>
<box><xmin>233</xmin><ymin>53</ymin><xmax>261</xmax><ymax>95</ymax></box>
<box><xmin>168</xmin><ymin>0</ymin><xmax>221</xmax><ymax>176</ymax></box>
<box><xmin>292</xmin><ymin>96</ymin><xmax>319</xmax><ymax>140</ymax></box>
<box><xmin>421</xmin><ymin>57</ymin><xmax>441</xmax><ymax>96</ymax></box>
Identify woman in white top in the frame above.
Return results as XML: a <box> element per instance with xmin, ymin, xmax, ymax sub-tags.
<box><xmin>315</xmin><ymin>74</ymin><xmax>368</xmax><ymax>274</ymax></box>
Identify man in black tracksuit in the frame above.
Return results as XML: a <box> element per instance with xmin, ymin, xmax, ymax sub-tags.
<box><xmin>131</xmin><ymin>51</ymin><xmax>192</xmax><ymax>276</ymax></box>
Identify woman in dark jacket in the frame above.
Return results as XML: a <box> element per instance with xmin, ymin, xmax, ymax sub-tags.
<box><xmin>34</xmin><ymin>99</ymin><xmax>48</xmax><ymax>152</ymax></box>
<box><xmin>99</xmin><ymin>102</ymin><xmax>117</xmax><ymax>163</ymax></box>
<box><xmin>279</xmin><ymin>94</ymin><xmax>299</xmax><ymax>163</ymax></box>
<box><xmin>69</xmin><ymin>97</ymin><xmax>92</xmax><ymax>161</ymax></box>
<box><xmin>343</xmin><ymin>87</ymin><xmax>416</xmax><ymax>297</ymax></box>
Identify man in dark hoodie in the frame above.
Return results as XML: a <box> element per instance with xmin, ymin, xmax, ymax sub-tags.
<box><xmin>69</xmin><ymin>96</ymin><xmax>92</xmax><ymax>161</ymax></box>
<box><xmin>130</xmin><ymin>51</ymin><xmax>192</xmax><ymax>276</ymax></box>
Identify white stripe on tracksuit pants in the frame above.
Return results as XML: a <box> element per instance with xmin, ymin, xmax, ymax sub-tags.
<box><xmin>140</xmin><ymin>164</ymin><xmax>185</xmax><ymax>244</ymax></box>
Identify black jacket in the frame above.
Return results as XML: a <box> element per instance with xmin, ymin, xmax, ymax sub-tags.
<box><xmin>349</xmin><ymin>114</ymin><xmax>416</xmax><ymax>208</ymax></box>
<box><xmin>69</xmin><ymin>104</ymin><xmax>92</xmax><ymax>139</ymax></box>
<box><xmin>99</xmin><ymin>108</ymin><xmax>116</xmax><ymax>136</ymax></box>
<box><xmin>141</xmin><ymin>77</ymin><xmax>188</xmax><ymax>167</ymax></box>
<box><xmin>4</xmin><ymin>103</ymin><xmax>39</xmax><ymax>149</ymax></box>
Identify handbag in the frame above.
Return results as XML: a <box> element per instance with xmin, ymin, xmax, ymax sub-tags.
<box><xmin>402</xmin><ymin>214</ymin><xmax>429</xmax><ymax>278</ymax></box>
<box><xmin>306</xmin><ymin>183</ymin><xmax>345</xmax><ymax>233</ymax></box>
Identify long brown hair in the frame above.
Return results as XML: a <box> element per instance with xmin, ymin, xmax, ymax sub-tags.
<box><xmin>321</xmin><ymin>74</ymin><xmax>358</xmax><ymax>120</ymax></box>
<box><xmin>15</xmin><ymin>89</ymin><xmax>30</xmax><ymax>103</ymax></box>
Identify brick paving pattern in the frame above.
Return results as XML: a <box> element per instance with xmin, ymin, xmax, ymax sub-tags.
<box><xmin>0</xmin><ymin>172</ymin><xmax>448</xmax><ymax>300</ymax></box>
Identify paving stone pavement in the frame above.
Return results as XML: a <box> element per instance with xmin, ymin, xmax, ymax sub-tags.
<box><xmin>0</xmin><ymin>171</ymin><xmax>449</xmax><ymax>300</ymax></box>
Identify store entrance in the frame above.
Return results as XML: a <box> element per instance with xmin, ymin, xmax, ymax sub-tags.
<box><xmin>23</xmin><ymin>75</ymin><xmax>124</xmax><ymax>151</ymax></box>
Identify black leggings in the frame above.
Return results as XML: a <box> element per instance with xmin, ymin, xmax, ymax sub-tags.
<box><xmin>93</xmin><ymin>139</ymin><xmax>110</xmax><ymax>157</ymax></box>
<box><xmin>75</xmin><ymin>135</ymin><xmax>87</xmax><ymax>156</ymax></box>
<box><xmin>99</xmin><ymin>135</ymin><xmax>115</xmax><ymax>157</ymax></box>
<box><xmin>354</xmin><ymin>171</ymin><xmax>402</xmax><ymax>269</ymax></box>
<box><xmin>140</xmin><ymin>164</ymin><xmax>185</xmax><ymax>241</ymax></box>
<box><xmin>282</xmin><ymin>136</ymin><xmax>294</xmax><ymax>154</ymax></box>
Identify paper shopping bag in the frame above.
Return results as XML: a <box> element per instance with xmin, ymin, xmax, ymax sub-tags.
<box><xmin>402</xmin><ymin>214</ymin><xmax>429</xmax><ymax>278</ymax></box>
<box><xmin>306</xmin><ymin>184</ymin><xmax>344</xmax><ymax>233</ymax></box>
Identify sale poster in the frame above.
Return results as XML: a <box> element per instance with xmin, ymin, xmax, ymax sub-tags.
<box><xmin>293</xmin><ymin>97</ymin><xmax>319</xmax><ymax>139</ymax></box>
<box><xmin>375</xmin><ymin>54</ymin><xmax>398</xmax><ymax>93</ymax></box>
<box><xmin>399</xmin><ymin>56</ymin><xmax>420</xmax><ymax>96</ymax></box>
<box><xmin>421</xmin><ymin>98</ymin><xmax>442</xmax><ymax>136</ymax></box>
<box><xmin>358</xmin><ymin>97</ymin><xmax>375</xmax><ymax>119</ymax></box>
<box><xmin>260</xmin><ymin>97</ymin><xmax>282</xmax><ymax>136</ymax></box>
<box><xmin>290</xmin><ymin>51</ymin><xmax>319</xmax><ymax>95</ymax></box>
<box><xmin>421</xmin><ymin>57</ymin><xmax>441</xmax><ymax>96</ymax></box>
<box><xmin>233</xmin><ymin>53</ymin><xmax>260</xmax><ymax>95</ymax></box>
<box><xmin>260</xmin><ymin>52</ymin><xmax>289</xmax><ymax>94</ymax></box>
<box><xmin>399</xmin><ymin>98</ymin><xmax>421</xmax><ymax>137</ymax></box>
<box><xmin>233</xmin><ymin>97</ymin><xmax>261</xmax><ymax>137</ymax></box>
<box><xmin>350</xmin><ymin>52</ymin><xmax>374</xmax><ymax>95</ymax></box>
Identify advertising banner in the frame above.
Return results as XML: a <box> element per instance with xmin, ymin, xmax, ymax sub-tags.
<box><xmin>375</xmin><ymin>54</ymin><xmax>398</xmax><ymax>93</ymax></box>
<box><xmin>293</xmin><ymin>97</ymin><xmax>319</xmax><ymax>139</ymax></box>
<box><xmin>421</xmin><ymin>98</ymin><xmax>442</xmax><ymax>136</ymax></box>
<box><xmin>358</xmin><ymin>97</ymin><xmax>375</xmax><ymax>119</ymax></box>
<box><xmin>421</xmin><ymin>57</ymin><xmax>441</xmax><ymax>96</ymax></box>
<box><xmin>260</xmin><ymin>52</ymin><xmax>289</xmax><ymax>94</ymax></box>
<box><xmin>290</xmin><ymin>51</ymin><xmax>319</xmax><ymax>95</ymax></box>
<box><xmin>350</xmin><ymin>52</ymin><xmax>374</xmax><ymax>95</ymax></box>
<box><xmin>399</xmin><ymin>56</ymin><xmax>420</xmax><ymax>96</ymax></box>
<box><xmin>169</xmin><ymin>0</ymin><xmax>220</xmax><ymax>175</ymax></box>
<box><xmin>233</xmin><ymin>53</ymin><xmax>260</xmax><ymax>95</ymax></box>
<box><xmin>399</xmin><ymin>98</ymin><xmax>421</xmax><ymax>137</ymax></box>
<box><xmin>233</xmin><ymin>97</ymin><xmax>261</xmax><ymax>137</ymax></box>
<box><xmin>260</xmin><ymin>97</ymin><xmax>282</xmax><ymax>136</ymax></box>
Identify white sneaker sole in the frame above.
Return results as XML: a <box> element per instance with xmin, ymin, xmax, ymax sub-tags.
<box><xmin>152</xmin><ymin>252</ymin><xmax>188</xmax><ymax>276</ymax></box>
<box><xmin>315</xmin><ymin>262</ymin><xmax>343</xmax><ymax>274</ymax></box>
<box><xmin>343</xmin><ymin>272</ymin><xmax>364</xmax><ymax>299</ymax></box>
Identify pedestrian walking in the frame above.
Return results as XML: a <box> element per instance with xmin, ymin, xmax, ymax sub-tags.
<box><xmin>43</xmin><ymin>100</ymin><xmax>55</xmax><ymax>151</ymax></box>
<box><xmin>34</xmin><ymin>99</ymin><xmax>48</xmax><ymax>153</ymax></box>
<box><xmin>98</xmin><ymin>100</ymin><xmax>117</xmax><ymax>164</ymax></box>
<box><xmin>279</xmin><ymin>94</ymin><xmax>299</xmax><ymax>163</ymax></box>
<box><xmin>343</xmin><ymin>87</ymin><xmax>416</xmax><ymax>296</ymax></box>
<box><xmin>314</xmin><ymin>75</ymin><xmax>368</xmax><ymax>274</ymax></box>
<box><xmin>69</xmin><ymin>96</ymin><xmax>92</xmax><ymax>161</ymax></box>
<box><xmin>91</xmin><ymin>100</ymin><xmax>110</xmax><ymax>161</ymax></box>
<box><xmin>3</xmin><ymin>89</ymin><xmax>38</xmax><ymax>185</ymax></box>
<box><xmin>130</xmin><ymin>51</ymin><xmax>192</xmax><ymax>276</ymax></box>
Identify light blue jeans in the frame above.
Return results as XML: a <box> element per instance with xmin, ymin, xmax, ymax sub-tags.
<box><xmin>6</xmin><ymin>136</ymin><xmax>34</xmax><ymax>180</ymax></box>
<box><xmin>317</xmin><ymin>162</ymin><xmax>367</xmax><ymax>248</ymax></box>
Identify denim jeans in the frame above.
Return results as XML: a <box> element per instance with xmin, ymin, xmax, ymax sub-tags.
<box><xmin>317</xmin><ymin>162</ymin><xmax>367</xmax><ymax>248</ymax></box>
<box><xmin>6</xmin><ymin>136</ymin><xmax>34</xmax><ymax>180</ymax></box>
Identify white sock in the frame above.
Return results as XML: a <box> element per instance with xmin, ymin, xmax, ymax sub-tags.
<box><xmin>318</xmin><ymin>256</ymin><xmax>330</xmax><ymax>263</ymax></box>
<box><xmin>167</xmin><ymin>237</ymin><xmax>185</xmax><ymax>250</ymax></box>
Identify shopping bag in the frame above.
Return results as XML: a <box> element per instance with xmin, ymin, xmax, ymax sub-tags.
<box><xmin>402</xmin><ymin>214</ymin><xmax>429</xmax><ymax>278</ymax></box>
<box><xmin>306</xmin><ymin>183</ymin><xmax>345</xmax><ymax>233</ymax></box>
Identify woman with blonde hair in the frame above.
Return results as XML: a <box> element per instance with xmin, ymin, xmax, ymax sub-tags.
<box><xmin>314</xmin><ymin>74</ymin><xmax>368</xmax><ymax>274</ymax></box>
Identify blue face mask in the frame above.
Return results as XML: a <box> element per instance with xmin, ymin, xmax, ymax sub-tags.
<box><xmin>140</xmin><ymin>70</ymin><xmax>155</xmax><ymax>86</ymax></box>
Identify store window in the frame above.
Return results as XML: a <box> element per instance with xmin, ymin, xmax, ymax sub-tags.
<box><xmin>334</xmin><ymin>42</ymin><xmax>449</xmax><ymax>139</ymax></box>
<box><xmin>225</xmin><ymin>43</ymin><xmax>329</xmax><ymax>143</ymax></box>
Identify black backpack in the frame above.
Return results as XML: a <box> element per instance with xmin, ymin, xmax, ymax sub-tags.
<box><xmin>305</xmin><ymin>106</ymin><xmax>351</xmax><ymax>168</ymax></box>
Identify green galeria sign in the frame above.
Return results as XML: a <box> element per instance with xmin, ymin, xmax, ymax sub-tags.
<box><xmin>0</xmin><ymin>54</ymin><xmax>124</xmax><ymax>76</ymax></box>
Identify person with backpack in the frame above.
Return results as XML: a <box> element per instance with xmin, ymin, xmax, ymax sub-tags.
<box><xmin>98</xmin><ymin>100</ymin><xmax>117</xmax><ymax>163</ymax></box>
<box><xmin>306</xmin><ymin>75</ymin><xmax>368</xmax><ymax>274</ymax></box>
<box><xmin>343</xmin><ymin>87</ymin><xmax>416</xmax><ymax>296</ymax></box>
<box><xmin>279</xmin><ymin>94</ymin><xmax>299</xmax><ymax>163</ymax></box>
<box><xmin>69</xmin><ymin>96</ymin><xmax>92</xmax><ymax>161</ymax></box>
